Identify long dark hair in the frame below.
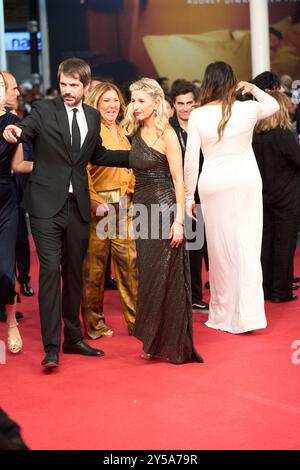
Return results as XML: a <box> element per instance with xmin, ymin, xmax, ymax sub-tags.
<box><xmin>199</xmin><ymin>62</ymin><xmax>238</xmax><ymax>141</ymax></box>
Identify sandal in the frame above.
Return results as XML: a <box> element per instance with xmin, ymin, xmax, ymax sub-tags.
<box><xmin>7</xmin><ymin>322</ymin><xmax>23</xmax><ymax>354</ymax></box>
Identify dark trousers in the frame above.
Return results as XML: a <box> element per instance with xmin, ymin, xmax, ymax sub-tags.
<box><xmin>29</xmin><ymin>197</ymin><xmax>89</xmax><ymax>352</ymax></box>
<box><xmin>16</xmin><ymin>207</ymin><xmax>30</xmax><ymax>284</ymax></box>
<box><xmin>262</xmin><ymin>195</ymin><xmax>299</xmax><ymax>300</ymax></box>
<box><xmin>14</xmin><ymin>175</ymin><xmax>31</xmax><ymax>284</ymax></box>
<box><xmin>189</xmin><ymin>248</ymin><xmax>203</xmax><ymax>303</ymax></box>
<box><xmin>187</xmin><ymin>213</ymin><xmax>204</xmax><ymax>303</ymax></box>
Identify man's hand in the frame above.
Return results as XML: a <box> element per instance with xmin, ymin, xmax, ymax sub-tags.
<box><xmin>91</xmin><ymin>200</ymin><xmax>109</xmax><ymax>217</ymax></box>
<box><xmin>3</xmin><ymin>125</ymin><xmax>22</xmax><ymax>143</ymax></box>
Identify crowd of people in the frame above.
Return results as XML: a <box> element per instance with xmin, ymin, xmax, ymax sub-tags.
<box><xmin>1</xmin><ymin>58</ymin><xmax>300</xmax><ymax>369</ymax></box>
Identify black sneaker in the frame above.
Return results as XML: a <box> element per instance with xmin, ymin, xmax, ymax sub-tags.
<box><xmin>192</xmin><ymin>301</ymin><xmax>209</xmax><ymax>311</ymax></box>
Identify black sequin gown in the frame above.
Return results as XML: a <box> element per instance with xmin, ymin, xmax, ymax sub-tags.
<box><xmin>130</xmin><ymin>132</ymin><xmax>203</xmax><ymax>364</ymax></box>
<box><xmin>0</xmin><ymin>112</ymin><xmax>19</xmax><ymax>305</ymax></box>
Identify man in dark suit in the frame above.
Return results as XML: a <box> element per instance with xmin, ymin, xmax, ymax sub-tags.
<box><xmin>3</xmin><ymin>58</ymin><xmax>129</xmax><ymax>368</ymax></box>
<box><xmin>169</xmin><ymin>80</ymin><xmax>208</xmax><ymax>312</ymax></box>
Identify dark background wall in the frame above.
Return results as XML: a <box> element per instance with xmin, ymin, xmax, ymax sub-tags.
<box><xmin>46</xmin><ymin>0</ymin><xmax>138</xmax><ymax>88</ymax></box>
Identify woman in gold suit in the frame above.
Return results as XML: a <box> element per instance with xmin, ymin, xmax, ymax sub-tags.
<box><xmin>81</xmin><ymin>82</ymin><xmax>137</xmax><ymax>338</ymax></box>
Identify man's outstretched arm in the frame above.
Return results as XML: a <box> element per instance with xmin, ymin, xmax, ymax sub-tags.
<box><xmin>90</xmin><ymin>137</ymin><xmax>130</xmax><ymax>168</ymax></box>
<box><xmin>3</xmin><ymin>102</ymin><xmax>42</xmax><ymax>144</ymax></box>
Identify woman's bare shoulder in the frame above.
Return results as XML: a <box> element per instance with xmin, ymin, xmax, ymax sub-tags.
<box><xmin>162</xmin><ymin>125</ymin><xmax>177</xmax><ymax>142</ymax></box>
<box><xmin>161</xmin><ymin>126</ymin><xmax>181</xmax><ymax>154</ymax></box>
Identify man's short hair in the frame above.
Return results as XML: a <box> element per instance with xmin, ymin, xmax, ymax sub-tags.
<box><xmin>171</xmin><ymin>79</ymin><xmax>196</xmax><ymax>101</ymax></box>
<box><xmin>157</xmin><ymin>76</ymin><xmax>168</xmax><ymax>85</ymax></box>
<box><xmin>57</xmin><ymin>58</ymin><xmax>91</xmax><ymax>87</ymax></box>
<box><xmin>252</xmin><ymin>71</ymin><xmax>281</xmax><ymax>91</ymax></box>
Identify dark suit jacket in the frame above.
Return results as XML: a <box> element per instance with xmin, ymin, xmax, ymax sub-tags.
<box><xmin>169</xmin><ymin>114</ymin><xmax>202</xmax><ymax>204</ymax></box>
<box><xmin>253</xmin><ymin>128</ymin><xmax>300</xmax><ymax>205</ymax></box>
<box><xmin>17</xmin><ymin>97</ymin><xmax>129</xmax><ymax>221</ymax></box>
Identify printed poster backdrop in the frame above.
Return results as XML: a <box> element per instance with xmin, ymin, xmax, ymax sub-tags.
<box><xmin>47</xmin><ymin>0</ymin><xmax>300</xmax><ymax>87</ymax></box>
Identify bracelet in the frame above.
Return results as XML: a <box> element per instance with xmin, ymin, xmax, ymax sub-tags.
<box><xmin>174</xmin><ymin>220</ymin><xmax>184</xmax><ymax>227</ymax></box>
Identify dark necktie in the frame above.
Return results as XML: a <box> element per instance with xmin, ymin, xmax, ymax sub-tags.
<box><xmin>71</xmin><ymin>108</ymin><xmax>81</xmax><ymax>159</ymax></box>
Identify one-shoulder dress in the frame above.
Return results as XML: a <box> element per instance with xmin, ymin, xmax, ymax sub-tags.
<box><xmin>130</xmin><ymin>132</ymin><xmax>203</xmax><ymax>364</ymax></box>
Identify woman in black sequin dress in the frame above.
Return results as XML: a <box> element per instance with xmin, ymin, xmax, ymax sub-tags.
<box><xmin>0</xmin><ymin>72</ymin><xmax>32</xmax><ymax>353</ymax></box>
<box><xmin>122</xmin><ymin>78</ymin><xmax>203</xmax><ymax>364</ymax></box>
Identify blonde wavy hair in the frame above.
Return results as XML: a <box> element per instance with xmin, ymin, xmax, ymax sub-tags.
<box><xmin>85</xmin><ymin>81</ymin><xmax>125</xmax><ymax>123</ymax></box>
<box><xmin>122</xmin><ymin>77</ymin><xmax>169</xmax><ymax>137</ymax></box>
<box><xmin>255</xmin><ymin>91</ymin><xmax>292</xmax><ymax>133</ymax></box>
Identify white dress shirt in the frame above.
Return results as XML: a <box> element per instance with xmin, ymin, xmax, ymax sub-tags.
<box><xmin>64</xmin><ymin>102</ymin><xmax>88</xmax><ymax>193</ymax></box>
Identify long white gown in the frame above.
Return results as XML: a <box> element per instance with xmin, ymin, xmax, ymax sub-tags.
<box><xmin>184</xmin><ymin>87</ymin><xmax>279</xmax><ymax>333</ymax></box>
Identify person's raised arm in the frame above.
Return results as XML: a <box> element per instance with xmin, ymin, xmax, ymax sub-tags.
<box><xmin>184</xmin><ymin>109</ymin><xmax>201</xmax><ymax>216</ymax></box>
<box><xmin>252</xmin><ymin>86</ymin><xmax>280</xmax><ymax>120</ymax></box>
<box><xmin>11</xmin><ymin>144</ymin><xmax>33</xmax><ymax>173</ymax></box>
<box><xmin>237</xmin><ymin>81</ymin><xmax>280</xmax><ymax>120</ymax></box>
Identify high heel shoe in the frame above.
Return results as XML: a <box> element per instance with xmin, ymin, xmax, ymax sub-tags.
<box><xmin>98</xmin><ymin>320</ymin><xmax>114</xmax><ymax>337</ymax></box>
<box><xmin>7</xmin><ymin>322</ymin><xmax>23</xmax><ymax>354</ymax></box>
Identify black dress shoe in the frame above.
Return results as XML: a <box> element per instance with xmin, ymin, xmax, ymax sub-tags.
<box><xmin>105</xmin><ymin>277</ymin><xmax>118</xmax><ymax>290</ymax></box>
<box><xmin>20</xmin><ymin>282</ymin><xmax>34</xmax><ymax>296</ymax></box>
<box><xmin>271</xmin><ymin>294</ymin><xmax>298</xmax><ymax>303</ymax></box>
<box><xmin>41</xmin><ymin>351</ymin><xmax>59</xmax><ymax>368</ymax></box>
<box><xmin>62</xmin><ymin>340</ymin><xmax>104</xmax><ymax>356</ymax></box>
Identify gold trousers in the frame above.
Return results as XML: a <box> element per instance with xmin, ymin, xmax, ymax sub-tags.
<box><xmin>81</xmin><ymin>202</ymin><xmax>137</xmax><ymax>338</ymax></box>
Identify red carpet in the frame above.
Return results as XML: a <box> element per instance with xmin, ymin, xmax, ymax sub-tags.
<box><xmin>1</xmin><ymin>241</ymin><xmax>300</xmax><ymax>450</ymax></box>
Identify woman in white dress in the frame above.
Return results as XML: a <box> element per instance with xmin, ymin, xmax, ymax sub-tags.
<box><xmin>184</xmin><ymin>62</ymin><xmax>279</xmax><ymax>334</ymax></box>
